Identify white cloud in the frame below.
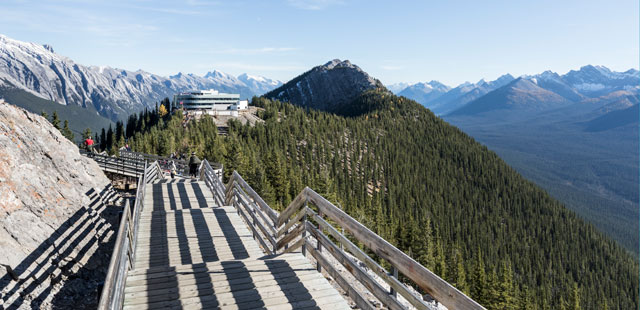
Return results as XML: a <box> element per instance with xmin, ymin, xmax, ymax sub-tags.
<box><xmin>286</xmin><ymin>0</ymin><xmax>343</xmax><ymax>10</ymax></box>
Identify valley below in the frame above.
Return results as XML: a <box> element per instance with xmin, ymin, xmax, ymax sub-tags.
<box><xmin>445</xmin><ymin>112</ymin><xmax>638</xmax><ymax>251</ymax></box>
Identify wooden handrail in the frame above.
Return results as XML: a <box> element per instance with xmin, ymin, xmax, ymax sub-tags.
<box><xmin>97</xmin><ymin>161</ymin><xmax>164</xmax><ymax>310</ymax></box>
<box><xmin>220</xmin><ymin>169</ymin><xmax>486</xmax><ymax>310</ymax></box>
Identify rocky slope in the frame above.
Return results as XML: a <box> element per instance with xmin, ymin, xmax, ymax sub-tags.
<box><xmin>0</xmin><ymin>102</ymin><xmax>120</xmax><ymax>309</ymax></box>
<box><xmin>264</xmin><ymin>59</ymin><xmax>385</xmax><ymax>113</ymax></box>
<box><xmin>0</xmin><ymin>34</ymin><xmax>281</xmax><ymax>121</ymax></box>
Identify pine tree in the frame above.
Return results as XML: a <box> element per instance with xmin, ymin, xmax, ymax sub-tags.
<box><xmin>600</xmin><ymin>299</ymin><xmax>608</xmax><ymax>310</ymax></box>
<box><xmin>224</xmin><ymin>141</ymin><xmax>245</xmax><ymax>180</ymax></box>
<box><xmin>471</xmin><ymin>252</ymin><xmax>487</xmax><ymax>305</ymax></box>
<box><xmin>61</xmin><ymin>120</ymin><xmax>74</xmax><ymax>141</ymax></box>
<box><xmin>486</xmin><ymin>268</ymin><xmax>500</xmax><ymax>308</ymax></box>
<box><xmin>558</xmin><ymin>296</ymin><xmax>567</xmax><ymax>310</ymax></box>
<box><xmin>51</xmin><ymin>111</ymin><xmax>60</xmax><ymax>130</ymax></box>
<box><xmin>496</xmin><ymin>260</ymin><xmax>515</xmax><ymax>310</ymax></box>
<box><xmin>569</xmin><ymin>282</ymin><xmax>580</xmax><ymax>310</ymax></box>
<box><xmin>416</xmin><ymin>217</ymin><xmax>434</xmax><ymax>270</ymax></box>
<box><xmin>454</xmin><ymin>246</ymin><xmax>468</xmax><ymax>295</ymax></box>
<box><xmin>100</xmin><ymin>128</ymin><xmax>107</xmax><ymax>151</ymax></box>
<box><xmin>82</xmin><ymin>128</ymin><xmax>92</xmax><ymax>140</ymax></box>
<box><xmin>40</xmin><ymin>110</ymin><xmax>49</xmax><ymax>119</ymax></box>
<box><xmin>106</xmin><ymin>125</ymin><xmax>113</xmax><ymax>151</ymax></box>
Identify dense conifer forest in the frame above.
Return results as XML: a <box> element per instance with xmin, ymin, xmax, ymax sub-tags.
<box><xmin>99</xmin><ymin>91</ymin><xmax>638</xmax><ymax>309</ymax></box>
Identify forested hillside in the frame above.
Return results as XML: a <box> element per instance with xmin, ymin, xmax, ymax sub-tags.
<box><xmin>108</xmin><ymin>92</ymin><xmax>637</xmax><ymax>309</ymax></box>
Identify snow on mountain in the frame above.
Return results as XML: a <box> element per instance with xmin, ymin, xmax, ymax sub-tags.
<box><xmin>397</xmin><ymin>66</ymin><xmax>638</xmax><ymax>116</ymax></box>
<box><xmin>561</xmin><ymin>65</ymin><xmax>639</xmax><ymax>97</ymax></box>
<box><xmin>0</xmin><ymin>34</ymin><xmax>281</xmax><ymax>120</ymax></box>
<box><xmin>238</xmin><ymin>73</ymin><xmax>283</xmax><ymax>96</ymax></box>
<box><xmin>386</xmin><ymin>82</ymin><xmax>411</xmax><ymax>94</ymax></box>
<box><xmin>397</xmin><ymin>80</ymin><xmax>451</xmax><ymax>109</ymax></box>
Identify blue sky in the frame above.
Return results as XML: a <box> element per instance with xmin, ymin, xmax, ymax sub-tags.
<box><xmin>1</xmin><ymin>0</ymin><xmax>638</xmax><ymax>85</ymax></box>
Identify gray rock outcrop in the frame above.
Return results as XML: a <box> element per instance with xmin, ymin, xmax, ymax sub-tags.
<box><xmin>264</xmin><ymin>59</ymin><xmax>386</xmax><ymax>113</ymax></box>
<box><xmin>0</xmin><ymin>102</ymin><xmax>119</xmax><ymax>309</ymax></box>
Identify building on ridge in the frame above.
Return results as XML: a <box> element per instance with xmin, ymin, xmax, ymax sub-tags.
<box><xmin>172</xmin><ymin>89</ymin><xmax>248</xmax><ymax>116</ymax></box>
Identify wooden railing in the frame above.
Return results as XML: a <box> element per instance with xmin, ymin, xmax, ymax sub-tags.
<box><xmin>82</xmin><ymin>151</ymin><xmax>146</xmax><ymax>178</ymax></box>
<box><xmin>119</xmin><ymin>150</ymin><xmax>189</xmax><ymax>175</ymax></box>
<box><xmin>97</xmin><ymin>161</ymin><xmax>164</xmax><ymax>310</ymax></box>
<box><xmin>199</xmin><ymin>162</ymin><xmax>485</xmax><ymax>310</ymax></box>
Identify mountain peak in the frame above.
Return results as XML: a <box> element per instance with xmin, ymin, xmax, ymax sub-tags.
<box><xmin>264</xmin><ymin>59</ymin><xmax>386</xmax><ymax>114</ymax></box>
<box><xmin>322</xmin><ymin>59</ymin><xmax>354</xmax><ymax>70</ymax></box>
<box><xmin>496</xmin><ymin>73</ymin><xmax>514</xmax><ymax>82</ymax></box>
<box><xmin>204</xmin><ymin>70</ymin><xmax>230</xmax><ymax>79</ymax></box>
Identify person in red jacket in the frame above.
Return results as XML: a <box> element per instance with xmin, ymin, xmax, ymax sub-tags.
<box><xmin>84</xmin><ymin>137</ymin><xmax>94</xmax><ymax>152</ymax></box>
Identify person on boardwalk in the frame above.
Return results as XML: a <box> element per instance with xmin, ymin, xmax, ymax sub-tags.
<box><xmin>188</xmin><ymin>152</ymin><xmax>201</xmax><ymax>178</ymax></box>
<box><xmin>170</xmin><ymin>160</ymin><xmax>177</xmax><ymax>179</ymax></box>
<box><xmin>84</xmin><ymin>137</ymin><xmax>95</xmax><ymax>153</ymax></box>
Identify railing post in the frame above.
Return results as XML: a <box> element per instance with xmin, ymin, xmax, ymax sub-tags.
<box><xmin>317</xmin><ymin>209</ymin><xmax>322</xmax><ymax>273</ymax></box>
<box><xmin>252</xmin><ymin>199</ymin><xmax>257</xmax><ymax>239</ymax></box>
<box><xmin>390</xmin><ymin>266</ymin><xmax>398</xmax><ymax>297</ymax></box>
<box><xmin>283</xmin><ymin>219</ymin><xmax>289</xmax><ymax>253</ymax></box>
<box><xmin>302</xmin><ymin>198</ymin><xmax>308</xmax><ymax>257</ymax></box>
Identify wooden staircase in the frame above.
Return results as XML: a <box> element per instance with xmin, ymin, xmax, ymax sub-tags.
<box><xmin>121</xmin><ymin>179</ymin><xmax>350</xmax><ymax>309</ymax></box>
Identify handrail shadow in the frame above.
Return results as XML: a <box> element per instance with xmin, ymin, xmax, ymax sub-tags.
<box><xmin>0</xmin><ymin>185</ymin><xmax>122</xmax><ymax>309</ymax></box>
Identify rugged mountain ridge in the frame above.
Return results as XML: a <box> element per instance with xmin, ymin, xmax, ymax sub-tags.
<box><xmin>397</xmin><ymin>81</ymin><xmax>450</xmax><ymax>108</ymax></box>
<box><xmin>449</xmin><ymin>77</ymin><xmax>572</xmax><ymax>116</ymax></box>
<box><xmin>264</xmin><ymin>59</ymin><xmax>385</xmax><ymax>113</ymax></box>
<box><xmin>0</xmin><ymin>34</ymin><xmax>282</xmax><ymax>121</ymax></box>
<box><xmin>392</xmin><ymin>66</ymin><xmax>638</xmax><ymax>115</ymax></box>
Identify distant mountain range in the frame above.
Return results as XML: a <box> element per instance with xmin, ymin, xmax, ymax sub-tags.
<box><xmin>0</xmin><ymin>34</ymin><xmax>282</xmax><ymax>121</ymax></box>
<box><xmin>390</xmin><ymin>66</ymin><xmax>639</xmax><ymax>115</ymax></box>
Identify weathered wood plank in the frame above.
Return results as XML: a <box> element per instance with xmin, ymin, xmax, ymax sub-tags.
<box><xmin>126</xmin><ymin>259</ymin><xmax>317</xmax><ymax>290</ymax></box>
<box><xmin>276</xmin><ymin>222</ymin><xmax>305</xmax><ymax>250</ymax></box>
<box><xmin>127</xmin><ymin>253</ymin><xmax>307</xmax><ymax>277</ymax></box>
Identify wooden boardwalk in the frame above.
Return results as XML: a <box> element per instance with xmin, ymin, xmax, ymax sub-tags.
<box><xmin>123</xmin><ymin>179</ymin><xmax>351</xmax><ymax>310</ymax></box>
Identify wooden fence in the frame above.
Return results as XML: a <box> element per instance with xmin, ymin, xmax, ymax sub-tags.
<box><xmin>199</xmin><ymin>160</ymin><xmax>485</xmax><ymax>310</ymax></box>
<box><xmin>96</xmin><ymin>161</ymin><xmax>164</xmax><ymax>310</ymax></box>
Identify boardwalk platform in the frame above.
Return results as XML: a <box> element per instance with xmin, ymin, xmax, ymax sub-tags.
<box><xmin>123</xmin><ymin>179</ymin><xmax>350</xmax><ymax>309</ymax></box>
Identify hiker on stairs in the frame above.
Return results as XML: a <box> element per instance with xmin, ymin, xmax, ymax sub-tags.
<box><xmin>189</xmin><ymin>152</ymin><xmax>201</xmax><ymax>178</ymax></box>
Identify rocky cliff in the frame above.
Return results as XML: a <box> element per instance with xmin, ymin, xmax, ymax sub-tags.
<box><xmin>264</xmin><ymin>59</ymin><xmax>385</xmax><ymax>113</ymax></box>
<box><xmin>0</xmin><ymin>102</ymin><xmax>119</xmax><ymax>309</ymax></box>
